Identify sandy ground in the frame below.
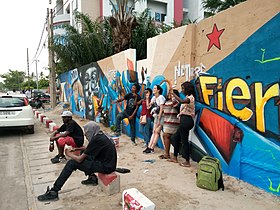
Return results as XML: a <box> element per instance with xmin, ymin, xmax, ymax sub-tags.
<box><xmin>35</xmin><ymin>104</ymin><xmax>280</xmax><ymax>210</ymax></box>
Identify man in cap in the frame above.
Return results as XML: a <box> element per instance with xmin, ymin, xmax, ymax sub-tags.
<box><xmin>37</xmin><ymin>121</ymin><xmax>117</xmax><ymax>201</ymax></box>
<box><xmin>49</xmin><ymin>110</ymin><xmax>84</xmax><ymax>163</ymax></box>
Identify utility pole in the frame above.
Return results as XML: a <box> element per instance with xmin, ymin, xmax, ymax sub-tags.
<box><xmin>35</xmin><ymin>59</ymin><xmax>39</xmax><ymax>90</ymax></box>
<box><xmin>48</xmin><ymin>8</ymin><xmax>56</xmax><ymax>108</ymax></box>
<box><xmin>27</xmin><ymin>48</ymin><xmax>30</xmax><ymax>90</ymax></box>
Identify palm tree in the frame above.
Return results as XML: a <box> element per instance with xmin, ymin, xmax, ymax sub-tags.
<box><xmin>202</xmin><ymin>0</ymin><xmax>247</xmax><ymax>15</ymax></box>
<box><xmin>52</xmin><ymin>11</ymin><xmax>113</xmax><ymax>74</ymax></box>
<box><xmin>108</xmin><ymin>0</ymin><xmax>137</xmax><ymax>53</ymax></box>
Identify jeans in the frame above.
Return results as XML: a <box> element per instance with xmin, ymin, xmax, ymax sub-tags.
<box><xmin>139</xmin><ymin>117</ymin><xmax>152</xmax><ymax>145</ymax></box>
<box><xmin>52</xmin><ymin>157</ymin><xmax>105</xmax><ymax>192</ymax></box>
<box><xmin>171</xmin><ymin>115</ymin><xmax>194</xmax><ymax>160</ymax></box>
<box><xmin>116</xmin><ymin>111</ymin><xmax>136</xmax><ymax>142</ymax></box>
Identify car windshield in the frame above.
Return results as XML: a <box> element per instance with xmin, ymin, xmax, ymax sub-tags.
<box><xmin>0</xmin><ymin>97</ymin><xmax>27</xmax><ymax>107</ymax></box>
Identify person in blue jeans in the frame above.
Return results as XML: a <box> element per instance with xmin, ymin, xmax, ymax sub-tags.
<box><xmin>112</xmin><ymin>83</ymin><xmax>141</xmax><ymax>145</ymax></box>
<box><xmin>139</xmin><ymin>88</ymin><xmax>152</xmax><ymax>147</ymax></box>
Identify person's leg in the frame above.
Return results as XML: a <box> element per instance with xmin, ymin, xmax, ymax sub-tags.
<box><xmin>129</xmin><ymin>117</ymin><xmax>136</xmax><ymax>143</ymax></box>
<box><xmin>168</xmin><ymin>128</ymin><xmax>180</xmax><ymax>163</ymax></box>
<box><xmin>161</xmin><ymin>132</ymin><xmax>171</xmax><ymax>158</ymax></box>
<box><xmin>149</xmin><ymin>124</ymin><xmax>162</xmax><ymax>149</ymax></box>
<box><xmin>115</xmin><ymin>111</ymin><xmax>126</xmax><ymax>134</ymax></box>
<box><xmin>144</xmin><ymin>118</ymin><xmax>152</xmax><ymax>145</ymax></box>
<box><xmin>179</xmin><ymin>115</ymin><xmax>194</xmax><ymax>167</ymax></box>
<box><xmin>52</xmin><ymin>159</ymin><xmax>93</xmax><ymax>192</ymax></box>
<box><xmin>38</xmin><ymin>159</ymin><xmax>93</xmax><ymax>201</ymax></box>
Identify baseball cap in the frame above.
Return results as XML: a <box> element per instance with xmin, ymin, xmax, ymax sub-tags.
<box><xmin>60</xmin><ymin>111</ymin><xmax>73</xmax><ymax>117</ymax></box>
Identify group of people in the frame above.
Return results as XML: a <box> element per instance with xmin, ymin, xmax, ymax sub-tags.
<box><xmin>38</xmin><ymin>111</ymin><xmax>117</xmax><ymax>202</ymax></box>
<box><xmin>37</xmin><ymin>80</ymin><xmax>195</xmax><ymax>202</ymax></box>
<box><xmin>142</xmin><ymin>82</ymin><xmax>195</xmax><ymax>167</ymax></box>
<box><xmin>113</xmin><ymin>81</ymin><xmax>195</xmax><ymax>168</ymax></box>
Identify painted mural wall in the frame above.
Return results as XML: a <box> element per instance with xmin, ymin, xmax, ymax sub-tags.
<box><xmin>58</xmin><ymin>0</ymin><xmax>280</xmax><ymax>195</ymax></box>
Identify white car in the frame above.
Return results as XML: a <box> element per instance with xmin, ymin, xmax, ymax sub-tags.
<box><xmin>0</xmin><ymin>93</ymin><xmax>35</xmax><ymax>134</ymax></box>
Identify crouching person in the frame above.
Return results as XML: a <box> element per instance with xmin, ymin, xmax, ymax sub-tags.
<box><xmin>49</xmin><ymin>111</ymin><xmax>84</xmax><ymax>164</ymax></box>
<box><xmin>37</xmin><ymin>121</ymin><xmax>117</xmax><ymax>202</ymax></box>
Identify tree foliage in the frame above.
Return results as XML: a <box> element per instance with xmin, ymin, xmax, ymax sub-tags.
<box><xmin>0</xmin><ymin>70</ymin><xmax>25</xmax><ymax>91</ymax></box>
<box><xmin>202</xmin><ymin>0</ymin><xmax>247</xmax><ymax>15</ymax></box>
<box><xmin>52</xmin><ymin>1</ymin><xmax>173</xmax><ymax>74</ymax></box>
<box><xmin>52</xmin><ymin>11</ymin><xmax>113</xmax><ymax>74</ymax></box>
<box><xmin>131</xmin><ymin>9</ymin><xmax>171</xmax><ymax>60</ymax></box>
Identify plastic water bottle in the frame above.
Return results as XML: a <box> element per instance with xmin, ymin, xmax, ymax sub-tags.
<box><xmin>49</xmin><ymin>141</ymin><xmax>54</xmax><ymax>152</ymax></box>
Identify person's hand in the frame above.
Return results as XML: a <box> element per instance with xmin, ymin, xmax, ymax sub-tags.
<box><xmin>128</xmin><ymin>116</ymin><xmax>133</xmax><ymax>120</ymax></box>
<box><xmin>169</xmin><ymin>89</ymin><xmax>174</xmax><ymax>95</ymax></box>
<box><xmin>65</xmin><ymin>148</ymin><xmax>71</xmax><ymax>156</ymax></box>
<box><xmin>50</xmin><ymin>137</ymin><xmax>55</xmax><ymax>141</ymax></box>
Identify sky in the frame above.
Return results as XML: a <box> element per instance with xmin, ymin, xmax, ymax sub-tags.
<box><xmin>0</xmin><ymin>0</ymin><xmax>55</xmax><ymax>82</ymax></box>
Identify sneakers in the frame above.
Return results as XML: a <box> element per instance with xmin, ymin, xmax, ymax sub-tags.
<box><xmin>81</xmin><ymin>175</ymin><xmax>98</xmax><ymax>185</ymax></box>
<box><xmin>143</xmin><ymin>147</ymin><xmax>154</xmax><ymax>154</ymax></box>
<box><xmin>114</xmin><ymin>131</ymin><xmax>121</xmax><ymax>136</ymax></box>
<box><xmin>37</xmin><ymin>186</ymin><xmax>58</xmax><ymax>202</ymax></box>
<box><xmin>51</xmin><ymin>155</ymin><xmax>67</xmax><ymax>164</ymax></box>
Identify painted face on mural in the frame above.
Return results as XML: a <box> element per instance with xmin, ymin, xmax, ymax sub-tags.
<box><xmin>85</xmin><ymin>67</ymin><xmax>99</xmax><ymax>97</ymax></box>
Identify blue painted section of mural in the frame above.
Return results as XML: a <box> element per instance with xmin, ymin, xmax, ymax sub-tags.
<box><xmin>58</xmin><ymin>65</ymin><xmax>171</xmax><ymax>149</ymax></box>
<box><xmin>57</xmin><ymin>13</ymin><xmax>280</xmax><ymax>196</ymax></box>
<box><xmin>195</xmin><ymin>13</ymin><xmax>280</xmax><ymax>195</ymax></box>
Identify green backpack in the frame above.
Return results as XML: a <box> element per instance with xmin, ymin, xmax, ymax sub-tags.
<box><xmin>196</xmin><ymin>156</ymin><xmax>224</xmax><ymax>191</ymax></box>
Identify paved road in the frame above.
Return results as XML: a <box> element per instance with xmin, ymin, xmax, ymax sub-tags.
<box><xmin>0</xmin><ymin>128</ymin><xmax>28</xmax><ymax>210</ymax></box>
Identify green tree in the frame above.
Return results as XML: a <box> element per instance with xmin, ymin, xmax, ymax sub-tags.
<box><xmin>0</xmin><ymin>70</ymin><xmax>25</xmax><ymax>91</ymax></box>
<box><xmin>109</xmin><ymin>0</ymin><xmax>137</xmax><ymax>53</ymax></box>
<box><xmin>131</xmin><ymin>9</ymin><xmax>171</xmax><ymax>60</ymax></box>
<box><xmin>52</xmin><ymin>11</ymin><xmax>113</xmax><ymax>75</ymax></box>
<box><xmin>202</xmin><ymin>0</ymin><xmax>247</xmax><ymax>15</ymax></box>
<box><xmin>38</xmin><ymin>78</ymin><xmax>49</xmax><ymax>89</ymax></box>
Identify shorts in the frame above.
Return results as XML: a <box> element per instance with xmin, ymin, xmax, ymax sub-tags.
<box><xmin>154</xmin><ymin>115</ymin><xmax>164</xmax><ymax>126</ymax></box>
<box><xmin>56</xmin><ymin>135</ymin><xmax>77</xmax><ymax>148</ymax></box>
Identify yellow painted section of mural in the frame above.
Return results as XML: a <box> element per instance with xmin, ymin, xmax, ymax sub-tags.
<box><xmin>139</xmin><ymin>0</ymin><xmax>280</xmax><ymax>89</ymax></box>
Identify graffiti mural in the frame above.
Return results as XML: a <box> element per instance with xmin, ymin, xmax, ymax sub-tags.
<box><xmin>193</xmin><ymin>13</ymin><xmax>280</xmax><ymax>195</ymax></box>
<box><xmin>57</xmin><ymin>1</ymin><xmax>280</xmax><ymax>196</ymax></box>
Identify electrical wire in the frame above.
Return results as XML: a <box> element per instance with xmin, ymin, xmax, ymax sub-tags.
<box><xmin>31</xmin><ymin>14</ymin><xmax>48</xmax><ymax>64</ymax></box>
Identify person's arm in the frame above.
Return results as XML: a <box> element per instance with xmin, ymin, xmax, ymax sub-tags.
<box><xmin>171</xmin><ymin>90</ymin><xmax>190</xmax><ymax>104</ymax></box>
<box><xmin>65</xmin><ymin>149</ymin><xmax>87</xmax><ymax>163</ymax></box>
<box><xmin>112</xmin><ymin>97</ymin><xmax>124</xmax><ymax>104</ymax></box>
<box><xmin>129</xmin><ymin>105</ymin><xmax>139</xmax><ymax>120</ymax></box>
<box><xmin>50</xmin><ymin>130</ymin><xmax>70</xmax><ymax>141</ymax></box>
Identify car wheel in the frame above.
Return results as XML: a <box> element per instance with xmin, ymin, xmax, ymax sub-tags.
<box><xmin>27</xmin><ymin>126</ymin><xmax>34</xmax><ymax>134</ymax></box>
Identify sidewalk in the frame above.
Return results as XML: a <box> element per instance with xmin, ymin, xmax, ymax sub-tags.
<box><xmin>23</xmin><ymin>106</ymin><xmax>280</xmax><ymax>210</ymax></box>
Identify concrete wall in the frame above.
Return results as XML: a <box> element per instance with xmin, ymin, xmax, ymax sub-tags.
<box><xmin>58</xmin><ymin>0</ymin><xmax>280</xmax><ymax>195</ymax></box>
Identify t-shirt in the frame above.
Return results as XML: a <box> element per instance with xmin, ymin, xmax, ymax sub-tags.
<box><xmin>140</xmin><ymin>99</ymin><xmax>152</xmax><ymax>118</ymax></box>
<box><xmin>151</xmin><ymin>95</ymin><xmax>166</xmax><ymax>107</ymax></box>
<box><xmin>179</xmin><ymin>94</ymin><xmax>195</xmax><ymax>118</ymax></box>
<box><xmin>58</xmin><ymin>120</ymin><xmax>84</xmax><ymax>147</ymax></box>
<box><xmin>124</xmin><ymin>93</ymin><xmax>141</xmax><ymax>116</ymax></box>
<box><xmin>84</xmin><ymin>133</ymin><xmax>117</xmax><ymax>173</ymax></box>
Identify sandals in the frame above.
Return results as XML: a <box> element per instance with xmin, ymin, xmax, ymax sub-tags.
<box><xmin>179</xmin><ymin>162</ymin><xmax>191</xmax><ymax>167</ymax></box>
<box><xmin>167</xmin><ymin>158</ymin><xmax>178</xmax><ymax>163</ymax></box>
<box><xmin>158</xmin><ymin>154</ymin><xmax>170</xmax><ymax>159</ymax></box>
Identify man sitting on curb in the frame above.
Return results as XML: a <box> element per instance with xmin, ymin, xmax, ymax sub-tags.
<box><xmin>49</xmin><ymin>110</ymin><xmax>84</xmax><ymax>164</ymax></box>
<box><xmin>37</xmin><ymin>121</ymin><xmax>117</xmax><ymax>201</ymax></box>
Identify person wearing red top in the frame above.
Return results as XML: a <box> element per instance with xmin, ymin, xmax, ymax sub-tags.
<box><xmin>139</xmin><ymin>88</ymin><xmax>152</xmax><ymax>147</ymax></box>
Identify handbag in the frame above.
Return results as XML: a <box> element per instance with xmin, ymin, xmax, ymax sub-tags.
<box><xmin>140</xmin><ymin>115</ymin><xmax>147</xmax><ymax>124</ymax></box>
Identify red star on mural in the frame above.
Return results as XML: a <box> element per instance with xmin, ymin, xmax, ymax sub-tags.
<box><xmin>206</xmin><ymin>24</ymin><xmax>225</xmax><ymax>51</ymax></box>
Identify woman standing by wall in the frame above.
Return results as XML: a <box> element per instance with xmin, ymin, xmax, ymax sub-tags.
<box><xmin>143</xmin><ymin>85</ymin><xmax>166</xmax><ymax>154</ymax></box>
<box><xmin>159</xmin><ymin>89</ymin><xmax>180</xmax><ymax>159</ymax></box>
<box><xmin>169</xmin><ymin>81</ymin><xmax>195</xmax><ymax>167</ymax></box>
<box><xmin>139</xmin><ymin>88</ymin><xmax>153</xmax><ymax>148</ymax></box>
